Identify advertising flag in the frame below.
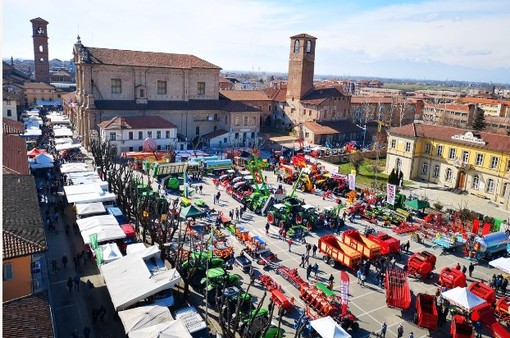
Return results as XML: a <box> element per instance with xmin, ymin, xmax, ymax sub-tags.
<box><xmin>340</xmin><ymin>271</ymin><xmax>350</xmax><ymax>315</ymax></box>
<box><xmin>387</xmin><ymin>183</ymin><xmax>396</xmax><ymax>205</ymax></box>
<box><xmin>348</xmin><ymin>174</ymin><xmax>356</xmax><ymax>190</ymax></box>
<box><xmin>89</xmin><ymin>233</ymin><xmax>98</xmax><ymax>250</ymax></box>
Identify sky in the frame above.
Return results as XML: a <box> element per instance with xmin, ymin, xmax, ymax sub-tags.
<box><xmin>3</xmin><ymin>0</ymin><xmax>510</xmax><ymax>83</ymax></box>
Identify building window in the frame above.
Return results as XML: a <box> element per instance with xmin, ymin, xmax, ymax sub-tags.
<box><xmin>306</xmin><ymin>40</ymin><xmax>312</xmax><ymax>53</ymax></box>
<box><xmin>234</xmin><ymin>117</ymin><xmax>240</xmax><ymax>126</ymax></box>
<box><xmin>165</xmin><ymin>130</ymin><xmax>170</xmax><ymax>139</ymax></box>
<box><xmin>448</xmin><ymin>148</ymin><xmax>456</xmax><ymax>160</ymax></box>
<box><xmin>139</xmin><ymin>89</ymin><xmax>145</xmax><ymax>98</ymax></box>
<box><xmin>157</xmin><ymin>145</ymin><xmax>161</xmax><ymax>150</ymax></box>
<box><xmin>506</xmin><ymin>160</ymin><xmax>510</xmax><ymax>173</ymax></box>
<box><xmin>502</xmin><ymin>183</ymin><xmax>509</xmax><ymax>197</ymax></box>
<box><xmin>390</xmin><ymin>139</ymin><xmax>396</xmax><ymax>149</ymax></box>
<box><xmin>129</xmin><ymin>147</ymin><xmax>134</xmax><ymax>151</ymax></box>
<box><xmin>128</xmin><ymin>132</ymin><xmax>133</xmax><ymax>140</ymax></box>
<box><xmin>243</xmin><ymin>117</ymin><xmax>248</xmax><ymax>126</ymax></box>
<box><xmin>475</xmin><ymin>153</ymin><xmax>484</xmax><ymax>166</ymax></box>
<box><xmin>197</xmin><ymin>82</ymin><xmax>205</xmax><ymax>96</ymax></box>
<box><xmin>294</xmin><ymin>40</ymin><xmax>300</xmax><ymax>53</ymax></box>
<box><xmin>3</xmin><ymin>263</ymin><xmax>13</xmax><ymax>281</ymax></box>
<box><xmin>196</xmin><ymin>126</ymin><xmax>200</xmax><ymax>136</ymax></box>
<box><xmin>157</xmin><ymin>80</ymin><xmax>167</xmax><ymax>95</ymax></box>
<box><xmin>251</xmin><ymin>132</ymin><xmax>255</xmax><ymax>138</ymax></box>
<box><xmin>156</xmin><ymin>131</ymin><xmax>161</xmax><ymax>139</ymax></box>
<box><xmin>445</xmin><ymin>168</ymin><xmax>453</xmax><ymax>182</ymax></box>
<box><xmin>487</xmin><ymin>179</ymin><xmax>495</xmax><ymax>193</ymax></box>
<box><xmin>433</xmin><ymin>165</ymin><xmax>440</xmax><ymax>178</ymax></box>
<box><xmin>436</xmin><ymin>145</ymin><xmax>443</xmax><ymax>157</ymax></box>
<box><xmin>234</xmin><ymin>133</ymin><xmax>239</xmax><ymax>139</ymax></box>
<box><xmin>223</xmin><ymin>137</ymin><xmax>227</xmax><ymax>143</ymax></box>
<box><xmin>111</xmin><ymin>79</ymin><xmax>122</xmax><ymax>94</ymax></box>
<box><xmin>421</xmin><ymin>162</ymin><xmax>428</xmax><ymax>175</ymax></box>
<box><xmin>138</xmin><ymin>131</ymin><xmax>143</xmax><ymax>140</ymax></box>
<box><xmin>7</xmin><ymin>109</ymin><xmax>12</xmax><ymax>117</ymax></box>
<box><xmin>109</xmin><ymin>132</ymin><xmax>116</xmax><ymax>141</ymax></box>
<box><xmin>405</xmin><ymin>142</ymin><xmax>411</xmax><ymax>152</ymax></box>
<box><xmin>490</xmin><ymin>156</ymin><xmax>499</xmax><ymax>169</ymax></box>
<box><xmin>424</xmin><ymin>143</ymin><xmax>431</xmax><ymax>154</ymax></box>
<box><xmin>472</xmin><ymin>175</ymin><xmax>480</xmax><ymax>190</ymax></box>
<box><xmin>138</xmin><ymin>146</ymin><xmax>143</xmax><ymax>151</ymax></box>
<box><xmin>305</xmin><ymin>132</ymin><xmax>310</xmax><ymax>138</ymax></box>
<box><xmin>462</xmin><ymin>150</ymin><xmax>469</xmax><ymax>164</ymax></box>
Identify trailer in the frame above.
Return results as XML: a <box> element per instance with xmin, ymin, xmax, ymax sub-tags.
<box><xmin>439</xmin><ymin>267</ymin><xmax>467</xmax><ymax>289</ymax></box>
<box><xmin>385</xmin><ymin>269</ymin><xmax>411</xmax><ymax>309</ymax></box>
<box><xmin>318</xmin><ymin>235</ymin><xmax>362</xmax><ymax>270</ymax></box>
<box><xmin>450</xmin><ymin>315</ymin><xmax>473</xmax><ymax>338</ymax></box>
<box><xmin>368</xmin><ymin>232</ymin><xmax>401</xmax><ymax>256</ymax></box>
<box><xmin>472</xmin><ymin>232</ymin><xmax>510</xmax><ymax>261</ymax></box>
<box><xmin>414</xmin><ymin>293</ymin><xmax>438</xmax><ymax>330</ymax></box>
<box><xmin>468</xmin><ymin>281</ymin><xmax>496</xmax><ymax>305</ymax></box>
<box><xmin>407</xmin><ymin>251</ymin><xmax>436</xmax><ymax>280</ymax></box>
<box><xmin>495</xmin><ymin>297</ymin><xmax>510</xmax><ymax>323</ymax></box>
<box><xmin>472</xmin><ymin>302</ymin><xmax>510</xmax><ymax>338</ymax></box>
<box><xmin>341</xmin><ymin>229</ymin><xmax>382</xmax><ymax>260</ymax></box>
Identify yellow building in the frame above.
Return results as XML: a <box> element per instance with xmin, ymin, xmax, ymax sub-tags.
<box><xmin>386</xmin><ymin>123</ymin><xmax>510</xmax><ymax>211</ymax></box>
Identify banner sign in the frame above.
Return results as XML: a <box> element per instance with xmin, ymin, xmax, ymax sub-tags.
<box><xmin>95</xmin><ymin>247</ymin><xmax>103</xmax><ymax>265</ymax></box>
<box><xmin>387</xmin><ymin>183</ymin><xmax>396</xmax><ymax>205</ymax></box>
<box><xmin>89</xmin><ymin>233</ymin><xmax>98</xmax><ymax>250</ymax></box>
<box><xmin>340</xmin><ymin>271</ymin><xmax>350</xmax><ymax>315</ymax></box>
<box><xmin>348</xmin><ymin>174</ymin><xmax>356</xmax><ymax>191</ymax></box>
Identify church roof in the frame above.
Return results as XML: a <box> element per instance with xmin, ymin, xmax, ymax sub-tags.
<box><xmin>84</xmin><ymin>47</ymin><xmax>221</xmax><ymax>70</ymax></box>
<box><xmin>219</xmin><ymin>90</ymin><xmax>272</xmax><ymax>101</ymax></box>
<box><xmin>300</xmin><ymin>87</ymin><xmax>346</xmax><ymax>105</ymax></box>
<box><xmin>94</xmin><ymin>99</ymin><xmax>260</xmax><ymax>113</ymax></box>
<box><xmin>98</xmin><ymin>116</ymin><xmax>177</xmax><ymax>130</ymax></box>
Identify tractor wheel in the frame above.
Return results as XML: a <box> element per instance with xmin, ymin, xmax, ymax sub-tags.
<box><xmin>267</xmin><ymin>213</ymin><xmax>275</xmax><ymax>224</ymax></box>
<box><xmin>328</xmin><ymin>258</ymin><xmax>337</xmax><ymax>268</ymax></box>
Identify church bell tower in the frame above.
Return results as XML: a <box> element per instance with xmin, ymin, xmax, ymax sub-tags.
<box><xmin>30</xmin><ymin>17</ymin><xmax>50</xmax><ymax>84</ymax></box>
<box><xmin>286</xmin><ymin>33</ymin><xmax>317</xmax><ymax>101</ymax></box>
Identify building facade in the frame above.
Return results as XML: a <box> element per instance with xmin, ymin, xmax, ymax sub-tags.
<box><xmin>67</xmin><ymin>37</ymin><xmax>260</xmax><ymax>149</ymax></box>
<box><xmin>24</xmin><ymin>82</ymin><xmax>57</xmax><ymax>106</ymax></box>
<box><xmin>386</xmin><ymin>123</ymin><xmax>510</xmax><ymax>211</ymax></box>
<box><xmin>30</xmin><ymin>17</ymin><xmax>50</xmax><ymax>84</ymax></box>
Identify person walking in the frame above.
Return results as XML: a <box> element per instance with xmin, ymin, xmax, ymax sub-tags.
<box><xmin>455</xmin><ymin>263</ymin><xmax>461</xmax><ymax>270</ymax></box>
<box><xmin>356</xmin><ymin>268</ymin><xmax>362</xmax><ymax>284</ymax></box>
<box><xmin>66</xmin><ymin>277</ymin><xmax>73</xmax><ymax>293</ymax></box>
<box><xmin>313</xmin><ymin>262</ymin><xmax>319</xmax><ymax>278</ymax></box>
<box><xmin>469</xmin><ymin>262</ymin><xmax>475</xmax><ymax>277</ymax></box>
<box><xmin>265</xmin><ymin>222</ymin><xmax>270</xmax><ymax>235</ymax></box>
<box><xmin>408</xmin><ymin>332</ymin><xmax>414</xmax><ymax>338</ymax></box>
<box><xmin>304</xmin><ymin>253</ymin><xmax>310</xmax><ymax>266</ymax></box>
<box><xmin>199</xmin><ymin>185</ymin><xmax>203</xmax><ymax>194</ymax></box>
<box><xmin>299</xmin><ymin>255</ymin><xmax>306</xmax><ymax>268</ymax></box>
<box><xmin>306</xmin><ymin>264</ymin><xmax>312</xmax><ymax>280</ymax></box>
<box><xmin>312</xmin><ymin>243</ymin><xmax>318</xmax><ymax>257</ymax></box>
<box><xmin>305</xmin><ymin>243</ymin><xmax>311</xmax><ymax>256</ymax></box>
<box><xmin>216</xmin><ymin>191</ymin><xmax>221</xmax><ymax>204</ymax></box>
<box><xmin>462</xmin><ymin>265</ymin><xmax>467</xmax><ymax>274</ymax></box>
<box><xmin>397</xmin><ymin>323</ymin><xmax>404</xmax><ymax>338</ymax></box>
<box><xmin>287</xmin><ymin>238</ymin><xmax>293</xmax><ymax>252</ymax></box>
<box><xmin>62</xmin><ymin>254</ymin><xmax>68</xmax><ymax>269</ymax></box>
<box><xmin>73</xmin><ymin>274</ymin><xmax>80</xmax><ymax>291</ymax></box>
<box><xmin>235</xmin><ymin>208</ymin><xmax>240</xmax><ymax>220</ymax></box>
<box><xmin>379</xmin><ymin>322</ymin><xmax>387</xmax><ymax>338</ymax></box>
<box><xmin>328</xmin><ymin>274</ymin><xmax>334</xmax><ymax>290</ymax></box>
<box><xmin>51</xmin><ymin>259</ymin><xmax>57</xmax><ymax>274</ymax></box>
<box><xmin>360</xmin><ymin>273</ymin><xmax>366</xmax><ymax>288</ymax></box>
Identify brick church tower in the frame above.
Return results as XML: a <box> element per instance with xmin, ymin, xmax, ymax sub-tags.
<box><xmin>286</xmin><ymin>33</ymin><xmax>316</xmax><ymax>101</ymax></box>
<box><xmin>30</xmin><ymin>17</ymin><xmax>50</xmax><ymax>84</ymax></box>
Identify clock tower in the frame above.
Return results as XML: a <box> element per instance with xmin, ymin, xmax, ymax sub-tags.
<box><xmin>286</xmin><ymin>33</ymin><xmax>316</xmax><ymax>101</ymax></box>
<box><xmin>30</xmin><ymin>17</ymin><xmax>50</xmax><ymax>84</ymax></box>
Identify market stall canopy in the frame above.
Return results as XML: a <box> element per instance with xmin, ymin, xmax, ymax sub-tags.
<box><xmin>129</xmin><ymin>319</ymin><xmax>192</xmax><ymax>338</ymax></box>
<box><xmin>64</xmin><ymin>183</ymin><xmax>106</xmax><ymax>196</ymax></box>
<box><xmin>29</xmin><ymin>153</ymin><xmax>55</xmax><ymax>169</ymax></box>
<box><xmin>310</xmin><ymin>316</ymin><xmax>352</xmax><ymax>338</ymax></box>
<box><xmin>75</xmin><ymin>202</ymin><xmax>106</xmax><ymax>217</ymax></box>
<box><xmin>60</xmin><ymin>162</ymin><xmax>94</xmax><ymax>173</ymax></box>
<box><xmin>56</xmin><ymin>143</ymin><xmax>81</xmax><ymax>151</ymax></box>
<box><xmin>27</xmin><ymin>148</ymin><xmax>47</xmax><ymax>158</ymax></box>
<box><xmin>66</xmin><ymin>191</ymin><xmax>116</xmax><ymax>204</ymax></box>
<box><xmin>404</xmin><ymin>199</ymin><xmax>430</xmax><ymax>210</ymax></box>
<box><xmin>118</xmin><ymin>305</ymin><xmax>173</xmax><ymax>335</ymax></box>
<box><xmin>100</xmin><ymin>242</ymin><xmax>123</xmax><ymax>264</ymax></box>
<box><xmin>76</xmin><ymin>214</ymin><xmax>125</xmax><ymax>244</ymax></box>
<box><xmin>53</xmin><ymin>126</ymin><xmax>73</xmax><ymax>138</ymax></box>
<box><xmin>101</xmin><ymin>245</ymin><xmax>181</xmax><ymax>311</ymax></box>
<box><xmin>55</xmin><ymin>137</ymin><xmax>73</xmax><ymax>144</ymax></box>
<box><xmin>180</xmin><ymin>205</ymin><xmax>204</xmax><ymax>219</ymax></box>
<box><xmin>489</xmin><ymin>257</ymin><xmax>510</xmax><ymax>274</ymax></box>
<box><xmin>441</xmin><ymin>287</ymin><xmax>487</xmax><ymax>311</ymax></box>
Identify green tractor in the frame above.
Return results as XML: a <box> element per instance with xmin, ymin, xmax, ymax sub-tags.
<box><xmin>266</xmin><ymin>203</ymin><xmax>292</xmax><ymax>228</ymax></box>
<box><xmin>181</xmin><ymin>252</ymin><xmax>224</xmax><ymax>287</ymax></box>
<box><xmin>240</xmin><ymin>308</ymin><xmax>284</xmax><ymax>338</ymax></box>
<box><xmin>219</xmin><ymin>287</ymin><xmax>255</xmax><ymax>327</ymax></box>
<box><xmin>199</xmin><ymin>267</ymin><xmax>241</xmax><ymax>303</ymax></box>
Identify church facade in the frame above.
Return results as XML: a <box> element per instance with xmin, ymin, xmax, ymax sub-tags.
<box><xmin>66</xmin><ymin>37</ymin><xmax>260</xmax><ymax>150</ymax></box>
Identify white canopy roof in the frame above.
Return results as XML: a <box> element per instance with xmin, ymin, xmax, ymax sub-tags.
<box><xmin>126</xmin><ymin>243</ymin><xmax>149</xmax><ymax>256</ymax></box>
<box><xmin>53</xmin><ymin>126</ymin><xmax>73</xmax><ymax>137</ymax></box>
<box><xmin>66</xmin><ymin>191</ymin><xmax>116</xmax><ymax>204</ymax></box>
<box><xmin>75</xmin><ymin>202</ymin><xmax>106</xmax><ymax>216</ymax></box>
<box><xmin>60</xmin><ymin>162</ymin><xmax>94</xmax><ymax>173</ymax></box>
<box><xmin>100</xmin><ymin>242</ymin><xmax>123</xmax><ymax>264</ymax></box>
<box><xmin>489</xmin><ymin>257</ymin><xmax>510</xmax><ymax>273</ymax></box>
<box><xmin>64</xmin><ymin>183</ymin><xmax>106</xmax><ymax>196</ymax></box>
<box><xmin>173</xmin><ymin>306</ymin><xmax>207</xmax><ymax>334</ymax></box>
<box><xmin>47</xmin><ymin>114</ymin><xmax>71</xmax><ymax>124</ymax></box>
<box><xmin>70</xmin><ymin>176</ymin><xmax>106</xmax><ymax>187</ymax></box>
<box><xmin>441</xmin><ymin>287</ymin><xmax>487</xmax><ymax>311</ymax></box>
<box><xmin>56</xmin><ymin>143</ymin><xmax>81</xmax><ymax>151</ymax></box>
<box><xmin>310</xmin><ymin>316</ymin><xmax>351</xmax><ymax>338</ymax></box>
<box><xmin>101</xmin><ymin>245</ymin><xmax>181</xmax><ymax>311</ymax></box>
<box><xmin>118</xmin><ymin>305</ymin><xmax>173</xmax><ymax>335</ymax></box>
<box><xmin>76</xmin><ymin>214</ymin><xmax>125</xmax><ymax>244</ymax></box>
<box><xmin>55</xmin><ymin>137</ymin><xmax>73</xmax><ymax>144</ymax></box>
<box><xmin>129</xmin><ymin>319</ymin><xmax>192</xmax><ymax>338</ymax></box>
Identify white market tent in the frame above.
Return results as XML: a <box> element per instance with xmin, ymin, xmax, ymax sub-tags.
<box><xmin>441</xmin><ymin>287</ymin><xmax>487</xmax><ymax>312</ymax></box>
<box><xmin>118</xmin><ymin>305</ymin><xmax>173</xmax><ymax>335</ymax></box>
<box><xmin>75</xmin><ymin>202</ymin><xmax>106</xmax><ymax>217</ymax></box>
<box><xmin>76</xmin><ymin>214</ymin><xmax>125</xmax><ymax>244</ymax></box>
<box><xmin>64</xmin><ymin>183</ymin><xmax>106</xmax><ymax>196</ymax></box>
<box><xmin>55</xmin><ymin>137</ymin><xmax>73</xmax><ymax>144</ymax></box>
<box><xmin>47</xmin><ymin>114</ymin><xmax>71</xmax><ymax>125</ymax></box>
<box><xmin>69</xmin><ymin>176</ymin><xmax>106</xmax><ymax>187</ymax></box>
<box><xmin>60</xmin><ymin>162</ymin><xmax>94</xmax><ymax>173</ymax></box>
<box><xmin>310</xmin><ymin>316</ymin><xmax>352</xmax><ymax>338</ymax></box>
<box><xmin>100</xmin><ymin>242</ymin><xmax>123</xmax><ymax>264</ymax></box>
<box><xmin>56</xmin><ymin>143</ymin><xmax>81</xmax><ymax>151</ymax></box>
<box><xmin>53</xmin><ymin>126</ymin><xmax>74</xmax><ymax>137</ymax></box>
<box><xmin>129</xmin><ymin>319</ymin><xmax>192</xmax><ymax>338</ymax></box>
<box><xmin>66</xmin><ymin>191</ymin><xmax>116</xmax><ymax>204</ymax></box>
<box><xmin>101</xmin><ymin>245</ymin><xmax>181</xmax><ymax>311</ymax></box>
<box><xmin>489</xmin><ymin>257</ymin><xmax>510</xmax><ymax>274</ymax></box>
<box><xmin>126</xmin><ymin>243</ymin><xmax>149</xmax><ymax>256</ymax></box>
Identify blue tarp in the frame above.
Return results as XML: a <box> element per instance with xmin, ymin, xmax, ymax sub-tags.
<box><xmin>36</xmin><ymin>99</ymin><xmax>62</xmax><ymax>107</ymax></box>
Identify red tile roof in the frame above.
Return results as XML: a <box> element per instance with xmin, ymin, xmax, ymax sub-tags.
<box><xmin>290</xmin><ymin>33</ymin><xmax>317</xmax><ymax>39</ymax></box>
<box><xmin>389</xmin><ymin>123</ymin><xmax>510</xmax><ymax>153</ymax></box>
<box><xmin>86</xmin><ymin>47</ymin><xmax>221</xmax><ymax>70</ymax></box>
<box><xmin>2</xmin><ymin>134</ymin><xmax>29</xmax><ymax>175</ymax></box>
<box><xmin>3</xmin><ymin>293</ymin><xmax>54</xmax><ymax>338</ymax></box>
<box><xmin>423</xmin><ymin>103</ymin><xmax>470</xmax><ymax>113</ymax></box>
<box><xmin>3</xmin><ymin>230</ymin><xmax>47</xmax><ymax>259</ymax></box>
<box><xmin>304</xmin><ymin>120</ymin><xmax>362</xmax><ymax>135</ymax></box>
<box><xmin>220</xmin><ymin>90</ymin><xmax>271</xmax><ymax>101</ymax></box>
<box><xmin>460</xmin><ymin>97</ymin><xmax>510</xmax><ymax>106</ymax></box>
<box><xmin>263</xmin><ymin>87</ymin><xmax>287</xmax><ymax>102</ymax></box>
<box><xmin>98</xmin><ymin>116</ymin><xmax>177</xmax><ymax>129</ymax></box>
<box><xmin>300</xmin><ymin>87</ymin><xmax>347</xmax><ymax>105</ymax></box>
<box><xmin>3</xmin><ymin>118</ymin><xmax>24</xmax><ymax>134</ymax></box>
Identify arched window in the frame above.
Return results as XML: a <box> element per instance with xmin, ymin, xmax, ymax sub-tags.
<box><xmin>294</xmin><ymin>40</ymin><xmax>300</xmax><ymax>53</ymax></box>
<box><xmin>306</xmin><ymin>40</ymin><xmax>312</xmax><ymax>53</ymax></box>
<box><xmin>445</xmin><ymin>168</ymin><xmax>453</xmax><ymax>181</ymax></box>
<box><xmin>39</xmin><ymin>45</ymin><xmax>44</xmax><ymax>52</ymax></box>
<box><xmin>472</xmin><ymin>175</ymin><xmax>480</xmax><ymax>189</ymax></box>
<box><xmin>140</xmin><ymin>89</ymin><xmax>145</xmax><ymax>98</ymax></box>
<box><xmin>487</xmin><ymin>179</ymin><xmax>495</xmax><ymax>193</ymax></box>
